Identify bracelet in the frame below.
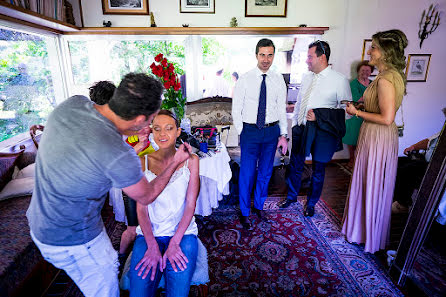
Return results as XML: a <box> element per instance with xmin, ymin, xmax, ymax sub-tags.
<box><xmin>355</xmin><ymin>110</ymin><xmax>360</xmax><ymax>118</ymax></box>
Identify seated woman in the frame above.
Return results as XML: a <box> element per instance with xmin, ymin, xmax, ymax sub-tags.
<box><xmin>129</xmin><ymin>110</ymin><xmax>199</xmax><ymax>297</ymax></box>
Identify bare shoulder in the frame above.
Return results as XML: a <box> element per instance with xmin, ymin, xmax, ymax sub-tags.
<box><xmin>189</xmin><ymin>153</ymin><xmax>199</xmax><ymax>165</ymax></box>
<box><xmin>188</xmin><ymin>154</ymin><xmax>199</xmax><ymax>170</ymax></box>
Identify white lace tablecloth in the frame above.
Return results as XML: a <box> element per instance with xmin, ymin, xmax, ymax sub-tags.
<box><xmin>196</xmin><ymin>144</ymin><xmax>231</xmax><ymax>216</ymax></box>
<box><xmin>109</xmin><ymin>144</ymin><xmax>232</xmax><ymax>221</ymax></box>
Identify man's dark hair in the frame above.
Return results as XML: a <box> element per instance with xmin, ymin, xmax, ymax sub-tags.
<box><xmin>256</xmin><ymin>38</ymin><xmax>275</xmax><ymax>54</ymax></box>
<box><xmin>108</xmin><ymin>73</ymin><xmax>163</xmax><ymax>121</ymax></box>
<box><xmin>309</xmin><ymin>40</ymin><xmax>331</xmax><ymax>63</ymax></box>
<box><xmin>89</xmin><ymin>81</ymin><xmax>116</xmax><ymax>105</ymax></box>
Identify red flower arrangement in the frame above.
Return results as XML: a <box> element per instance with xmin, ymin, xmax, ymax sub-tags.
<box><xmin>150</xmin><ymin>54</ymin><xmax>186</xmax><ymax>120</ymax></box>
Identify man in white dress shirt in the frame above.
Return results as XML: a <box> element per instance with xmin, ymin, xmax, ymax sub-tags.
<box><xmin>232</xmin><ymin>38</ymin><xmax>288</xmax><ymax>230</ymax></box>
<box><xmin>279</xmin><ymin>40</ymin><xmax>351</xmax><ymax>217</ymax></box>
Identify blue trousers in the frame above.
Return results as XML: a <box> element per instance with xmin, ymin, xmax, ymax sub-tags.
<box><xmin>287</xmin><ymin>125</ymin><xmax>327</xmax><ymax>207</ymax></box>
<box><xmin>239</xmin><ymin>123</ymin><xmax>280</xmax><ymax>217</ymax></box>
<box><xmin>129</xmin><ymin>235</ymin><xmax>198</xmax><ymax>297</ymax></box>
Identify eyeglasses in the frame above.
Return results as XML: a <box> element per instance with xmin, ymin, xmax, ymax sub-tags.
<box><xmin>315</xmin><ymin>40</ymin><xmax>326</xmax><ymax>56</ymax></box>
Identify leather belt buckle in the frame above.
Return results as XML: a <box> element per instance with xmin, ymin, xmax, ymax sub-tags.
<box><xmin>264</xmin><ymin>121</ymin><xmax>278</xmax><ymax>127</ymax></box>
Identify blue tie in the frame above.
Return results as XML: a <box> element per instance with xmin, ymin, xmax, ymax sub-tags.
<box><xmin>256</xmin><ymin>74</ymin><xmax>267</xmax><ymax>129</ymax></box>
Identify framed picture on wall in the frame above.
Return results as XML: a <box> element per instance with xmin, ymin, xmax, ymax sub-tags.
<box><xmin>361</xmin><ymin>39</ymin><xmax>378</xmax><ymax>76</ymax></box>
<box><xmin>245</xmin><ymin>0</ymin><xmax>288</xmax><ymax>17</ymax></box>
<box><xmin>361</xmin><ymin>39</ymin><xmax>371</xmax><ymax>61</ymax></box>
<box><xmin>102</xmin><ymin>0</ymin><xmax>149</xmax><ymax>15</ymax></box>
<box><xmin>406</xmin><ymin>54</ymin><xmax>431</xmax><ymax>82</ymax></box>
<box><xmin>179</xmin><ymin>0</ymin><xmax>215</xmax><ymax>13</ymax></box>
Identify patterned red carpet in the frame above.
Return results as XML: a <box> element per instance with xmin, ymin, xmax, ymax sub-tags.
<box><xmin>197</xmin><ymin>196</ymin><xmax>403</xmax><ymax>297</ymax></box>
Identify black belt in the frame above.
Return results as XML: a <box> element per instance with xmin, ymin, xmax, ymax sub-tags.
<box><xmin>244</xmin><ymin>121</ymin><xmax>279</xmax><ymax>128</ymax></box>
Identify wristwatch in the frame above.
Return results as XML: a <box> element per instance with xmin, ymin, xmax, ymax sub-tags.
<box><xmin>280</xmin><ymin>134</ymin><xmax>288</xmax><ymax>138</ymax></box>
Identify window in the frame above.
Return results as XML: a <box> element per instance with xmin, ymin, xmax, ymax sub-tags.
<box><xmin>64</xmin><ymin>36</ymin><xmax>186</xmax><ymax>98</ymax></box>
<box><xmin>200</xmin><ymin>35</ymin><xmax>317</xmax><ymax>100</ymax></box>
<box><xmin>0</xmin><ymin>26</ymin><xmax>63</xmax><ymax>143</ymax></box>
<box><xmin>64</xmin><ymin>34</ymin><xmax>319</xmax><ymax>102</ymax></box>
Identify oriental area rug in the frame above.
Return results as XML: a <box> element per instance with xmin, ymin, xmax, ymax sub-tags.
<box><xmin>53</xmin><ymin>195</ymin><xmax>404</xmax><ymax>297</ymax></box>
<box><xmin>197</xmin><ymin>196</ymin><xmax>404</xmax><ymax>297</ymax></box>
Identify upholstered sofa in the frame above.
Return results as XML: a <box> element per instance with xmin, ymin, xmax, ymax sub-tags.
<box><xmin>0</xmin><ymin>140</ymin><xmax>54</xmax><ymax>297</ymax></box>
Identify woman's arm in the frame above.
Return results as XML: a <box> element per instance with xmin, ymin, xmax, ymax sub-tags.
<box><xmin>140</xmin><ymin>155</ymin><xmax>145</xmax><ymax>172</ymax></box>
<box><xmin>346</xmin><ymin>78</ymin><xmax>396</xmax><ymax>126</ymax></box>
<box><xmin>163</xmin><ymin>154</ymin><xmax>200</xmax><ymax>272</ymax></box>
<box><xmin>135</xmin><ymin>202</ymin><xmax>163</xmax><ymax>280</ymax></box>
<box><xmin>123</xmin><ymin>143</ymin><xmax>192</xmax><ymax>205</ymax></box>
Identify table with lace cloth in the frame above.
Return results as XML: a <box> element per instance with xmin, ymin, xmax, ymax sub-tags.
<box><xmin>109</xmin><ymin>143</ymin><xmax>232</xmax><ymax>222</ymax></box>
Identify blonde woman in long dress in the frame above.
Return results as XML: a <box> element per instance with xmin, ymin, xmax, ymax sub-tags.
<box><xmin>341</xmin><ymin>29</ymin><xmax>408</xmax><ymax>253</ymax></box>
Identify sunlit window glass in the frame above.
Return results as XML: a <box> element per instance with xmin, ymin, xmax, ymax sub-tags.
<box><xmin>0</xmin><ymin>27</ymin><xmax>59</xmax><ymax>142</ymax></box>
<box><xmin>66</xmin><ymin>37</ymin><xmax>185</xmax><ymax>98</ymax></box>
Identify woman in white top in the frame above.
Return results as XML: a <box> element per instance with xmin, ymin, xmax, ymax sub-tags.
<box><xmin>129</xmin><ymin>110</ymin><xmax>200</xmax><ymax>297</ymax></box>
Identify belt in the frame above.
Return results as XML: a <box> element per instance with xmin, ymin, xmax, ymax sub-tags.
<box><xmin>244</xmin><ymin>121</ymin><xmax>279</xmax><ymax>128</ymax></box>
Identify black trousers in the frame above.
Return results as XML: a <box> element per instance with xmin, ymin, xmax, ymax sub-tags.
<box><xmin>394</xmin><ymin>156</ymin><xmax>428</xmax><ymax>207</ymax></box>
<box><xmin>123</xmin><ymin>193</ymin><xmax>138</xmax><ymax>226</ymax></box>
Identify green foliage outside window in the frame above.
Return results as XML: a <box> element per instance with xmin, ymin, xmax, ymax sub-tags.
<box><xmin>0</xmin><ymin>29</ymin><xmax>56</xmax><ymax>142</ymax></box>
<box><xmin>110</xmin><ymin>40</ymin><xmax>185</xmax><ymax>82</ymax></box>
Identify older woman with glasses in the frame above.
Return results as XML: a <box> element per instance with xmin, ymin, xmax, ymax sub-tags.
<box><xmin>342</xmin><ymin>29</ymin><xmax>408</xmax><ymax>254</ymax></box>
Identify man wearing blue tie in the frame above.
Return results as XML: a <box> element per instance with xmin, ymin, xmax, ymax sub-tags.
<box><xmin>232</xmin><ymin>39</ymin><xmax>288</xmax><ymax>230</ymax></box>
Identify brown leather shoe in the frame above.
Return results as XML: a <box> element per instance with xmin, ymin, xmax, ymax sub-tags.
<box><xmin>240</xmin><ymin>215</ymin><xmax>252</xmax><ymax>230</ymax></box>
<box><xmin>253</xmin><ymin>208</ymin><xmax>268</xmax><ymax>221</ymax></box>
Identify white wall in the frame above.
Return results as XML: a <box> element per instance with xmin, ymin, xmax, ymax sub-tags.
<box><xmin>80</xmin><ymin>0</ymin><xmax>446</xmax><ymax>156</ymax></box>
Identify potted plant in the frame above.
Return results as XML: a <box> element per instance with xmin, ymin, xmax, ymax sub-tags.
<box><xmin>150</xmin><ymin>53</ymin><xmax>186</xmax><ymax>121</ymax></box>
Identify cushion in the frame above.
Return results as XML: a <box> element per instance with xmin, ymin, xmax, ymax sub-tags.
<box><xmin>15</xmin><ymin>163</ymin><xmax>35</xmax><ymax>179</ymax></box>
<box><xmin>0</xmin><ymin>177</ymin><xmax>34</xmax><ymax>201</ymax></box>
<box><xmin>0</xmin><ymin>151</ymin><xmax>23</xmax><ymax>192</ymax></box>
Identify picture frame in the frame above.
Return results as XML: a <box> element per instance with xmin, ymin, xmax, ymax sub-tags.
<box><xmin>361</xmin><ymin>39</ymin><xmax>378</xmax><ymax>77</ymax></box>
<box><xmin>179</xmin><ymin>0</ymin><xmax>215</xmax><ymax>14</ymax></box>
<box><xmin>102</xmin><ymin>0</ymin><xmax>149</xmax><ymax>15</ymax></box>
<box><xmin>245</xmin><ymin>0</ymin><xmax>287</xmax><ymax>17</ymax></box>
<box><xmin>405</xmin><ymin>54</ymin><xmax>431</xmax><ymax>82</ymax></box>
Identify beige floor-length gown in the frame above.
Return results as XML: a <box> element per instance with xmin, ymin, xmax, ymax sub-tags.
<box><xmin>341</xmin><ymin>69</ymin><xmax>404</xmax><ymax>253</ymax></box>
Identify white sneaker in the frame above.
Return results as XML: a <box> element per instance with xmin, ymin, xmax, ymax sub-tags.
<box><xmin>392</xmin><ymin>201</ymin><xmax>409</xmax><ymax>214</ymax></box>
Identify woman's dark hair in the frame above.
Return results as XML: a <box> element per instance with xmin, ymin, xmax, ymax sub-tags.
<box><xmin>356</xmin><ymin>60</ymin><xmax>375</xmax><ymax>74</ymax></box>
<box><xmin>308</xmin><ymin>40</ymin><xmax>331</xmax><ymax>62</ymax></box>
<box><xmin>256</xmin><ymin>38</ymin><xmax>275</xmax><ymax>54</ymax></box>
<box><xmin>232</xmin><ymin>72</ymin><xmax>239</xmax><ymax>80</ymax></box>
<box><xmin>156</xmin><ymin>109</ymin><xmax>179</xmax><ymax>128</ymax></box>
<box><xmin>372</xmin><ymin>29</ymin><xmax>408</xmax><ymax>91</ymax></box>
<box><xmin>108</xmin><ymin>73</ymin><xmax>163</xmax><ymax>121</ymax></box>
<box><xmin>89</xmin><ymin>81</ymin><xmax>115</xmax><ymax>105</ymax></box>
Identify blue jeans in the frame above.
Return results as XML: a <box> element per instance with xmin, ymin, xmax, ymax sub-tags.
<box><xmin>129</xmin><ymin>234</ymin><xmax>198</xmax><ymax>297</ymax></box>
<box><xmin>239</xmin><ymin>123</ymin><xmax>280</xmax><ymax>216</ymax></box>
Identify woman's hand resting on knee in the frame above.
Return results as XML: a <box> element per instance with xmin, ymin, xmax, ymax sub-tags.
<box><xmin>135</xmin><ymin>242</ymin><xmax>163</xmax><ymax>281</ymax></box>
<box><xmin>163</xmin><ymin>241</ymin><xmax>189</xmax><ymax>272</ymax></box>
